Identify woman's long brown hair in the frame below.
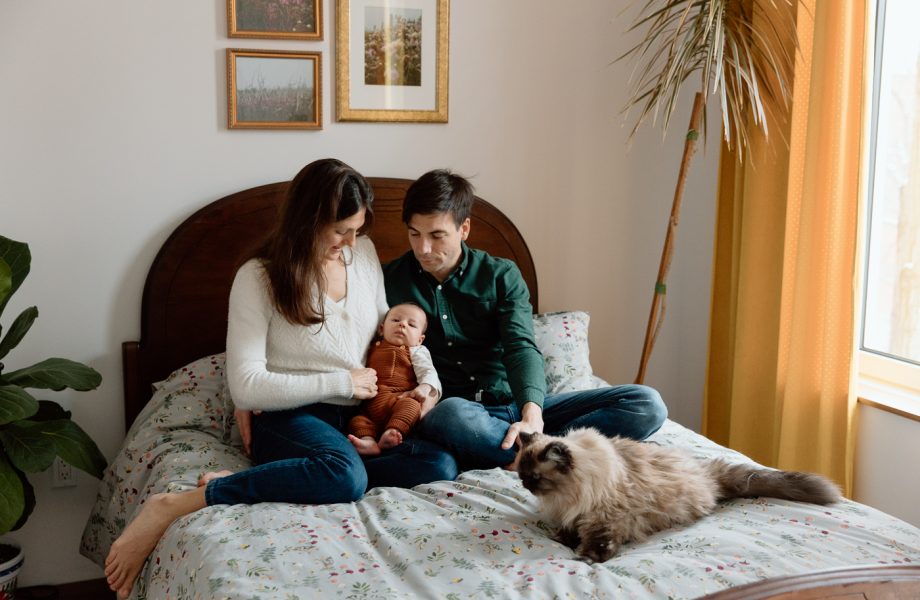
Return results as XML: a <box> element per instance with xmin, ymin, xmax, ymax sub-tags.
<box><xmin>252</xmin><ymin>158</ymin><xmax>374</xmax><ymax>325</ymax></box>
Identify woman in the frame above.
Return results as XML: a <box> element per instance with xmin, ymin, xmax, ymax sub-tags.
<box><xmin>104</xmin><ymin>159</ymin><xmax>458</xmax><ymax>599</ymax></box>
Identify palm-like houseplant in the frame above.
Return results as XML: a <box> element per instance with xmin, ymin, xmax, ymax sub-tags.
<box><xmin>620</xmin><ymin>0</ymin><xmax>799</xmax><ymax>382</ymax></box>
<box><xmin>0</xmin><ymin>235</ymin><xmax>107</xmax><ymax>536</ymax></box>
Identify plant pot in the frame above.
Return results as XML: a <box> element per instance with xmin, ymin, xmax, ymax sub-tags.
<box><xmin>0</xmin><ymin>541</ymin><xmax>23</xmax><ymax>598</ymax></box>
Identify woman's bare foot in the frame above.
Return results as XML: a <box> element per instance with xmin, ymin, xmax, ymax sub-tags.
<box><xmin>104</xmin><ymin>488</ymin><xmax>206</xmax><ymax>599</ymax></box>
<box><xmin>198</xmin><ymin>470</ymin><xmax>234</xmax><ymax>487</ymax></box>
<box><xmin>378</xmin><ymin>428</ymin><xmax>403</xmax><ymax>450</ymax></box>
<box><xmin>348</xmin><ymin>434</ymin><xmax>381</xmax><ymax>456</ymax></box>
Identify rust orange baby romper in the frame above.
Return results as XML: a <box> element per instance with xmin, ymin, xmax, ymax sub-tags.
<box><xmin>349</xmin><ymin>341</ymin><xmax>421</xmax><ymax>438</ymax></box>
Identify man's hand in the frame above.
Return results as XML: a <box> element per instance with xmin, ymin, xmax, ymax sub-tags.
<box><xmin>500</xmin><ymin>402</ymin><xmax>544</xmax><ymax>450</ymax></box>
<box><xmin>400</xmin><ymin>384</ymin><xmax>439</xmax><ymax>419</ymax></box>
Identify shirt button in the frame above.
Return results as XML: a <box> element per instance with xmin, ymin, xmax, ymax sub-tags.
<box><xmin>437</xmin><ymin>285</ymin><xmax>442</xmax><ymax>290</ymax></box>
<box><xmin>442</xmin><ymin>314</ymin><xmax>448</xmax><ymax>320</ymax></box>
<box><xmin>447</xmin><ymin>341</ymin><xmax>453</xmax><ymax>346</ymax></box>
<box><xmin>469</xmin><ymin>376</ymin><xmax>475</xmax><ymax>381</ymax></box>
<box><xmin>457</xmin><ymin>361</ymin><xmax>462</xmax><ymax>365</ymax></box>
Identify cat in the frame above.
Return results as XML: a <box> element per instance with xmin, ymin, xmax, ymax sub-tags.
<box><xmin>517</xmin><ymin>428</ymin><xmax>841</xmax><ymax>563</ymax></box>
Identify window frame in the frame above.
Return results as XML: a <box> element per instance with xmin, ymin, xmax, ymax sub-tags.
<box><xmin>857</xmin><ymin>0</ymin><xmax>920</xmax><ymax>406</ymax></box>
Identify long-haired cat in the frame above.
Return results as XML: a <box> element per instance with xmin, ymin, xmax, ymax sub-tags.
<box><xmin>517</xmin><ymin>428</ymin><xmax>841</xmax><ymax>563</ymax></box>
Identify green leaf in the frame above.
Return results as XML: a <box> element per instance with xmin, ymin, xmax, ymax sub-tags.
<box><xmin>0</xmin><ymin>237</ymin><xmax>30</xmax><ymax>320</ymax></box>
<box><xmin>0</xmin><ymin>258</ymin><xmax>10</xmax><ymax>315</ymax></box>
<box><xmin>52</xmin><ymin>419</ymin><xmax>107</xmax><ymax>478</ymax></box>
<box><xmin>0</xmin><ymin>419</ymin><xmax>106</xmax><ymax>478</ymax></box>
<box><xmin>4</xmin><ymin>358</ymin><xmax>102</xmax><ymax>391</ymax></box>
<box><xmin>0</xmin><ymin>420</ymin><xmax>57</xmax><ymax>472</ymax></box>
<box><xmin>0</xmin><ymin>306</ymin><xmax>38</xmax><ymax>360</ymax></box>
<box><xmin>10</xmin><ymin>467</ymin><xmax>35</xmax><ymax>532</ymax></box>
<box><xmin>32</xmin><ymin>400</ymin><xmax>71</xmax><ymax>421</ymax></box>
<box><xmin>0</xmin><ymin>384</ymin><xmax>39</xmax><ymax>425</ymax></box>
<box><xmin>0</xmin><ymin>453</ymin><xmax>25</xmax><ymax>535</ymax></box>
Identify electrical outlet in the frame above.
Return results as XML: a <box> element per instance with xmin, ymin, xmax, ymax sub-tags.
<box><xmin>52</xmin><ymin>457</ymin><xmax>77</xmax><ymax>488</ymax></box>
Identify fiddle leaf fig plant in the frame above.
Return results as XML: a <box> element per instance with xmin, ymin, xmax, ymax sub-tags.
<box><xmin>0</xmin><ymin>235</ymin><xmax>107</xmax><ymax>534</ymax></box>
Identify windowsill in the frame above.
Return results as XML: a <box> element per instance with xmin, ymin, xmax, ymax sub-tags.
<box><xmin>857</xmin><ymin>377</ymin><xmax>920</xmax><ymax>423</ymax></box>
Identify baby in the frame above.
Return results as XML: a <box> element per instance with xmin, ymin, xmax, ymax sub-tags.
<box><xmin>347</xmin><ymin>303</ymin><xmax>441</xmax><ymax>456</ymax></box>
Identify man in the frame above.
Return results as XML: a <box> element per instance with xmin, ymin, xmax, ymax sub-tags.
<box><xmin>384</xmin><ymin>169</ymin><xmax>668</xmax><ymax>470</ymax></box>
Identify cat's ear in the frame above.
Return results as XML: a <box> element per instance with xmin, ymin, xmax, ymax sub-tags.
<box><xmin>542</xmin><ymin>441</ymin><xmax>573</xmax><ymax>472</ymax></box>
<box><xmin>519</xmin><ymin>431</ymin><xmax>536</xmax><ymax>446</ymax></box>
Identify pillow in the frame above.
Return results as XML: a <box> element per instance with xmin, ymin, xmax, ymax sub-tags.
<box><xmin>532</xmin><ymin>311</ymin><xmax>596</xmax><ymax>394</ymax></box>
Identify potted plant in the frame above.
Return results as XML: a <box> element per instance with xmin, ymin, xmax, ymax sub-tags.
<box><xmin>618</xmin><ymin>0</ymin><xmax>799</xmax><ymax>382</ymax></box>
<box><xmin>0</xmin><ymin>235</ymin><xmax>107</xmax><ymax>591</ymax></box>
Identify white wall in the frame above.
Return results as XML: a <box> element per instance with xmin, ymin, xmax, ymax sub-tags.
<box><xmin>0</xmin><ymin>1</ymin><xmax>719</xmax><ymax>585</ymax></box>
<box><xmin>854</xmin><ymin>405</ymin><xmax>920</xmax><ymax>528</ymax></box>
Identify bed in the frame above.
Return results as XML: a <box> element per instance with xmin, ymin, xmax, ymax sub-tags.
<box><xmin>81</xmin><ymin>177</ymin><xmax>920</xmax><ymax>599</ymax></box>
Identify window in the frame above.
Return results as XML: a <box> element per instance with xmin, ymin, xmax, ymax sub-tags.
<box><xmin>861</xmin><ymin>0</ymin><xmax>920</xmax><ymax>394</ymax></box>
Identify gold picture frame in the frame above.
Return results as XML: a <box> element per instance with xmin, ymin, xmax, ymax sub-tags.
<box><xmin>228</xmin><ymin>0</ymin><xmax>323</xmax><ymax>41</ymax></box>
<box><xmin>227</xmin><ymin>49</ymin><xmax>322</xmax><ymax>130</ymax></box>
<box><xmin>336</xmin><ymin>0</ymin><xmax>449</xmax><ymax>122</ymax></box>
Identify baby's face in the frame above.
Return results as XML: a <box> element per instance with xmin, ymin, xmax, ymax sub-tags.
<box><xmin>381</xmin><ymin>304</ymin><xmax>427</xmax><ymax>347</ymax></box>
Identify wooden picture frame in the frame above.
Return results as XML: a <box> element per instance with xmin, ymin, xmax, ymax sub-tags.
<box><xmin>228</xmin><ymin>0</ymin><xmax>323</xmax><ymax>40</ymax></box>
<box><xmin>336</xmin><ymin>0</ymin><xmax>449</xmax><ymax>122</ymax></box>
<box><xmin>227</xmin><ymin>49</ymin><xmax>322</xmax><ymax>130</ymax></box>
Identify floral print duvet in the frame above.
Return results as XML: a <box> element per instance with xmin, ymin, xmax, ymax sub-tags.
<box><xmin>81</xmin><ymin>354</ymin><xmax>920</xmax><ymax>599</ymax></box>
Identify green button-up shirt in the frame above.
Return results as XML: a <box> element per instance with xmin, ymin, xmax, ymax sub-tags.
<box><xmin>384</xmin><ymin>243</ymin><xmax>546</xmax><ymax>410</ymax></box>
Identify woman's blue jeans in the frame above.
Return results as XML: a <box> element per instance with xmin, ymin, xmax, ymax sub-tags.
<box><xmin>416</xmin><ymin>384</ymin><xmax>667</xmax><ymax>470</ymax></box>
<box><xmin>205</xmin><ymin>403</ymin><xmax>458</xmax><ymax>506</ymax></box>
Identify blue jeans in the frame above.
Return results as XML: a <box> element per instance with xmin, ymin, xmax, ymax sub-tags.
<box><xmin>416</xmin><ymin>385</ymin><xmax>667</xmax><ymax>470</ymax></box>
<box><xmin>205</xmin><ymin>403</ymin><xmax>458</xmax><ymax>506</ymax></box>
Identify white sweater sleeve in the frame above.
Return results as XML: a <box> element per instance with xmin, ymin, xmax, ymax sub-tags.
<box><xmin>410</xmin><ymin>345</ymin><xmax>442</xmax><ymax>400</ymax></box>
<box><xmin>225</xmin><ymin>261</ymin><xmax>354</xmax><ymax>411</ymax></box>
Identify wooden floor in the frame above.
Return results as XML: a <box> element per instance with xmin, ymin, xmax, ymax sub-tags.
<box><xmin>16</xmin><ymin>578</ymin><xmax>115</xmax><ymax>600</ymax></box>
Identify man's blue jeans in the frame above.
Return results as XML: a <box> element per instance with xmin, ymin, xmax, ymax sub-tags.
<box><xmin>205</xmin><ymin>403</ymin><xmax>458</xmax><ymax>506</ymax></box>
<box><xmin>416</xmin><ymin>385</ymin><xmax>667</xmax><ymax>469</ymax></box>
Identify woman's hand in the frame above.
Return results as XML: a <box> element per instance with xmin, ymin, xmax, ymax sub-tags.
<box><xmin>234</xmin><ymin>408</ymin><xmax>254</xmax><ymax>457</ymax></box>
<box><xmin>350</xmin><ymin>367</ymin><xmax>378</xmax><ymax>399</ymax></box>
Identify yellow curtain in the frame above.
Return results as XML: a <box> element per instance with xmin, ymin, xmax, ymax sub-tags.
<box><xmin>704</xmin><ymin>0</ymin><xmax>867</xmax><ymax>495</ymax></box>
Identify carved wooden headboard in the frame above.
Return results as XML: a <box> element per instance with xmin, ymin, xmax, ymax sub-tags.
<box><xmin>122</xmin><ymin>177</ymin><xmax>537</xmax><ymax>429</ymax></box>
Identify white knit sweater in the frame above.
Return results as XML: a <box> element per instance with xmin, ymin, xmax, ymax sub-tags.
<box><xmin>226</xmin><ymin>236</ymin><xmax>389</xmax><ymax>411</ymax></box>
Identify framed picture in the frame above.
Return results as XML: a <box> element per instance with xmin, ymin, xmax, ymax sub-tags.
<box><xmin>227</xmin><ymin>49</ymin><xmax>322</xmax><ymax>129</ymax></box>
<box><xmin>336</xmin><ymin>0</ymin><xmax>449</xmax><ymax>122</ymax></box>
<box><xmin>228</xmin><ymin>0</ymin><xmax>323</xmax><ymax>40</ymax></box>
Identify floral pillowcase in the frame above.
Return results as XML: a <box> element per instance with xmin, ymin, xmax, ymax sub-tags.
<box><xmin>532</xmin><ymin>310</ymin><xmax>600</xmax><ymax>394</ymax></box>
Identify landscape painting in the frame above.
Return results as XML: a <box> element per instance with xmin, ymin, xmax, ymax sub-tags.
<box><xmin>228</xmin><ymin>50</ymin><xmax>322</xmax><ymax>129</ymax></box>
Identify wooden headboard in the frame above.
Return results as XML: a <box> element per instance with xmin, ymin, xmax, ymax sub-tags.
<box><xmin>123</xmin><ymin>177</ymin><xmax>538</xmax><ymax>430</ymax></box>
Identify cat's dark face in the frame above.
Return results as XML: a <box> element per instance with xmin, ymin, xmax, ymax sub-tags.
<box><xmin>517</xmin><ymin>431</ymin><xmax>574</xmax><ymax>496</ymax></box>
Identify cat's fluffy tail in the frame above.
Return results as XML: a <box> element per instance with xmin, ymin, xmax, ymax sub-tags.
<box><xmin>708</xmin><ymin>461</ymin><xmax>841</xmax><ymax>505</ymax></box>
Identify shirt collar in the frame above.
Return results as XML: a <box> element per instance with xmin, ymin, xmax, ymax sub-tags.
<box><xmin>412</xmin><ymin>242</ymin><xmax>470</xmax><ymax>284</ymax></box>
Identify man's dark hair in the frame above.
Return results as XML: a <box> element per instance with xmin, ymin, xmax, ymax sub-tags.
<box><xmin>402</xmin><ymin>169</ymin><xmax>474</xmax><ymax>227</ymax></box>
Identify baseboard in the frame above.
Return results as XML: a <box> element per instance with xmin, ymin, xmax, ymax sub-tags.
<box><xmin>16</xmin><ymin>578</ymin><xmax>116</xmax><ymax>600</ymax></box>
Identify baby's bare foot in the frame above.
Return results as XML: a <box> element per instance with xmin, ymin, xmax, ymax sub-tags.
<box><xmin>378</xmin><ymin>428</ymin><xmax>403</xmax><ymax>450</ymax></box>
<box><xmin>198</xmin><ymin>470</ymin><xmax>234</xmax><ymax>487</ymax></box>
<box><xmin>348</xmin><ymin>434</ymin><xmax>381</xmax><ymax>456</ymax></box>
